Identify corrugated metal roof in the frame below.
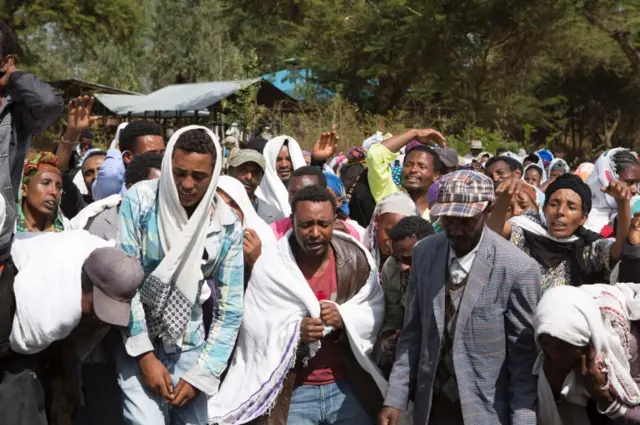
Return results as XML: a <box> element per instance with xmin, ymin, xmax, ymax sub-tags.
<box><xmin>119</xmin><ymin>79</ymin><xmax>261</xmax><ymax>114</ymax></box>
<box><xmin>49</xmin><ymin>79</ymin><xmax>141</xmax><ymax>95</ymax></box>
<box><xmin>94</xmin><ymin>93</ymin><xmax>210</xmax><ymax>117</ymax></box>
<box><xmin>93</xmin><ymin>94</ymin><xmax>142</xmax><ymax>113</ymax></box>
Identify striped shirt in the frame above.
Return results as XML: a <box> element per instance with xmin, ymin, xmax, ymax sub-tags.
<box><xmin>118</xmin><ymin>179</ymin><xmax>244</xmax><ymax>395</ymax></box>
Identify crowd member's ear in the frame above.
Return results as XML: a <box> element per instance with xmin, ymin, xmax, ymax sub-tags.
<box><xmin>515</xmin><ymin>169</ymin><xmax>522</xmax><ymax>179</ymax></box>
<box><xmin>122</xmin><ymin>151</ymin><xmax>133</xmax><ymax>166</ymax></box>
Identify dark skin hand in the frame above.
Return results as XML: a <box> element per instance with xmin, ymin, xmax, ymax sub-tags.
<box><xmin>169</xmin><ymin>379</ymin><xmax>199</xmax><ymax>408</ymax></box>
<box><xmin>243</xmin><ymin>228</ymin><xmax>262</xmax><ymax>268</ymax></box>
<box><xmin>300</xmin><ymin>317</ymin><xmax>324</xmax><ymax>343</ymax></box>
<box><xmin>138</xmin><ymin>352</ymin><xmax>174</xmax><ymax>402</ymax></box>
<box><xmin>578</xmin><ymin>343</ymin><xmax>613</xmax><ymax>411</ymax></box>
<box><xmin>320</xmin><ymin>301</ymin><xmax>343</xmax><ymax>329</ymax></box>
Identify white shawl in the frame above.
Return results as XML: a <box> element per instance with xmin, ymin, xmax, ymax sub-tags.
<box><xmin>534</xmin><ymin>284</ymin><xmax>640</xmax><ymax>425</ymax></box>
<box><xmin>585</xmin><ymin>147</ymin><xmax>629</xmax><ymax>232</ymax></box>
<box><xmin>9</xmin><ymin>230</ymin><xmax>114</xmax><ymax>354</ymax></box>
<box><xmin>217</xmin><ymin>175</ymin><xmax>276</xmax><ymax>247</ymax></box>
<box><xmin>139</xmin><ymin>125</ymin><xmax>222</xmax><ymax>344</ymax></box>
<box><xmin>109</xmin><ymin>122</ymin><xmax>129</xmax><ymax>150</ymax></box>
<box><xmin>207</xmin><ymin>231</ymin><xmax>386</xmax><ymax>425</ymax></box>
<box><xmin>69</xmin><ymin>194</ymin><xmax>122</xmax><ymax>232</ymax></box>
<box><xmin>255</xmin><ymin>135</ymin><xmax>306</xmax><ymax>217</ymax></box>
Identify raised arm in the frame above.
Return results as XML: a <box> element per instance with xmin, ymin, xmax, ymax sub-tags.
<box><xmin>1</xmin><ymin>66</ymin><xmax>63</xmax><ymax>136</ymax></box>
<box><xmin>603</xmin><ymin>180</ymin><xmax>636</xmax><ymax>264</ymax></box>
<box><xmin>55</xmin><ymin>96</ymin><xmax>94</xmax><ymax>170</ymax></box>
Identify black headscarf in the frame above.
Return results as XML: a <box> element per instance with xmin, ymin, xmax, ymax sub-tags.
<box><xmin>348</xmin><ymin>168</ymin><xmax>376</xmax><ymax>228</ymax></box>
<box><xmin>522</xmin><ymin>174</ymin><xmax>604</xmax><ymax>286</ymax></box>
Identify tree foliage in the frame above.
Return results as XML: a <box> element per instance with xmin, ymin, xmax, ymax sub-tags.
<box><xmin>8</xmin><ymin>0</ymin><xmax>640</xmax><ymax>154</ymax></box>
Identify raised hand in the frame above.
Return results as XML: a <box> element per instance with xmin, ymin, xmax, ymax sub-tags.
<box><xmin>413</xmin><ymin>129</ymin><xmax>446</xmax><ymax>149</ymax></box>
<box><xmin>66</xmin><ymin>96</ymin><xmax>95</xmax><ymax>140</ymax></box>
<box><xmin>601</xmin><ymin>179</ymin><xmax>637</xmax><ymax>202</ymax></box>
<box><xmin>312</xmin><ymin>130</ymin><xmax>339</xmax><ymax>162</ymax></box>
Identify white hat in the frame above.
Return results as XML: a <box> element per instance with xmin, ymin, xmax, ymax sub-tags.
<box><xmin>470</xmin><ymin>140</ymin><xmax>483</xmax><ymax>150</ymax></box>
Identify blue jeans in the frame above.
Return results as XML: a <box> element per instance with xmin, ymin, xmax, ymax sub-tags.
<box><xmin>115</xmin><ymin>343</ymin><xmax>207</xmax><ymax>425</ymax></box>
<box><xmin>287</xmin><ymin>380</ymin><xmax>372</xmax><ymax>425</ymax></box>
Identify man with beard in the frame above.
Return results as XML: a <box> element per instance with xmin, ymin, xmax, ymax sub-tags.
<box><xmin>366</xmin><ymin>129</ymin><xmax>446</xmax><ymax>218</ymax></box>
<box><xmin>227</xmin><ymin>149</ymin><xmax>281</xmax><ymax>224</ymax></box>
<box><xmin>379</xmin><ymin>170</ymin><xmax>540</xmax><ymax>425</ymax></box>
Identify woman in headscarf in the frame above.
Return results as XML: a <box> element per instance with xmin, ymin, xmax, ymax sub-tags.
<box><xmin>363</xmin><ymin>191</ymin><xmax>419</xmax><ymax>271</ymax></box>
<box><xmin>18</xmin><ymin>152</ymin><xmax>69</xmax><ymax>233</ymax></box>
<box><xmin>255</xmin><ymin>135</ymin><xmax>306</xmax><ymax>218</ymax></box>
<box><xmin>543</xmin><ymin>158</ymin><xmax>571</xmax><ymax>190</ymax></box>
<box><xmin>585</xmin><ymin>148</ymin><xmax>640</xmax><ymax>233</ymax></box>
<box><xmin>488</xmin><ymin>174</ymin><xmax>633</xmax><ymax>290</ymax></box>
<box><xmin>534</xmin><ymin>284</ymin><xmax>640</xmax><ymax>425</ymax></box>
<box><xmin>324</xmin><ymin>172</ymin><xmax>365</xmax><ymax>240</ymax></box>
<box><xmin>524</xmin><ymin>163</ymin><xmax>545</xmax><ymax>188</ymax></box>
<box><xmin>217</xmin><ymin>175</ymin><xmax>276</xmax><ymax>277</ymax></box>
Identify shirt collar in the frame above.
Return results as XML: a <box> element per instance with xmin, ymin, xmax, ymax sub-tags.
<box><xmin>448</xmin><ymin>228</ymin><xmax>485</xmax><ymax>273</ymax></box>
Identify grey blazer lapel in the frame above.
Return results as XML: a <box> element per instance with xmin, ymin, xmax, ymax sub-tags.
<box><xmin>454</xmin><ymin>232</ymin><xmax>494</xmax><ymax>345</ymax></box>
<box><xmin>431</xmin><ymin>237</ymin><xmax>449</xmax><ymax>339</ymax></box>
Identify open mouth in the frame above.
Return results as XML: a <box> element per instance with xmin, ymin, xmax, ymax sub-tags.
<box><xmin>404</xmin><ymin>176</ymin><xmax>421</xmax><ymax>184</ymax></box>
<box><xmin>43</xmin><ymin>200</ymin><xmax>57</xmax><ymax>210</ymax></box>
<box><xmin>550</xmin><ymin>221</ymin><xmax>567</xmax><ymax>231</ymax></box>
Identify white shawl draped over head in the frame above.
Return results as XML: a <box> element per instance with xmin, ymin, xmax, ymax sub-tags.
<box><xmin>217</xmin><ymin>175</ymin><xmax>276</xmax><ymax>246</ymax></box>
<box><xmin>548</xmin><ymin>158</ymin><xmax>571</xmax><ymax>177</ymax></box>
<box><xmin>9</xmin><ymin>230</ymin><xmax>114</xmax><ymax>354</ymax></box>
<box><xmin>585</xmin><ymin>148</ymin><xmax>634</xmax><ymax>232</ymax></box>
<box><xmin>69</xmin><ymin>194</ymin><xmax>122</xmax><ymax>234</ymax></box>
<box><xmin>363</xmin><ymin>191</ymin><xmax>419</xmax><ymax>268</ymax></box>
<box><xmin>255</xmin><ymin>135</ymin><xmax>306</xmax><ymax>217</ymax></box>
<box><xmin>207</xmin><ymin>231</ymin><xmax>386</xmax><ymax>425</ymax></box>
<box><xmin>109</xmin><ymin>122</ymin><xmax>129</xmax><ymax>150</ymax></box>
<box><xmin>534</xmin><ymin>284</ymin><xmax>640</xmax><ymax>425</ymax></box>
<box><xmin>138</xmin><ymin>125</ymin><xmax>222</xmax><ymax>344</ymax></box>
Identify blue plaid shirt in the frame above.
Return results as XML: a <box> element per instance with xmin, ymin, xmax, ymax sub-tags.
<box><xmin>118</xmin><ymin>179</ymin><xmax>244</xmax><ymax>395</ymax></box>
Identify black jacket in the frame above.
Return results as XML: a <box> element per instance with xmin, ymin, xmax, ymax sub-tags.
<box><xmin>0</xmin><ymin>72</ymin><xmax>63</xmax><ymax>261</ymax></box>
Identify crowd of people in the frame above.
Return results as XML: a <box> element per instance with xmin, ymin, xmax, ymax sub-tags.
<box><xmin>3</xmin><ymin>20</ymin><xmax>640</xmax><ymax>425</ymax></box>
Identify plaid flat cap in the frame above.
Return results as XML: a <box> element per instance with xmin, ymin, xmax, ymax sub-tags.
<box><xmin>430</xmin><ymin>170</ymin><xmax>495</xmax><ymax>218</ymax></box>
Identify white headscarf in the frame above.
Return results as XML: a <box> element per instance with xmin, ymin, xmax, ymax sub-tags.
<box><xmin>363</xmin><ymin>191</ymin><xmax>419</xmax><ymax>268</ymax></box>
<box><xmin>585</xmin><ymin>148</ymin><xmax>635</xmax><ymax>232</ymax></box>
<box><xmin>548</xmin><ymin>158</ymin><xmax>570</xmax><ymax>176</ymax></box>
<box><xmin>139</xmin><ymin>125</ymin><xmax>222</xmax><ymax>344</ymax></box>
<box><xmin>534</xmin><ymin>284</ymin><xmax>640</xmax><ymax>425</ymax></box>
<box><xmin>109</xmin><ymin>122</ymin><xmax>129</xmax><ymax>150</ymax></box>
<box><xmin>255</xmin><ymin>135</ymin><xmax>306</xmax><ymax>217</ymax></box>
<box><xmin>217</xmin><ymin>176</ymin><xmax>276</xmax><ymax>247</ymax></box>
<box><xmin>523</xmin><ymin>163</ymin><xmax>547</xmax><ymax>185</ymax></box>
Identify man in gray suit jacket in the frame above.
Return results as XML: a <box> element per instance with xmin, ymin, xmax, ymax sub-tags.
<box><xmin>379</xmin><ymin>170</ymin><xmax>541</xmax><ymax>425</ymax></box>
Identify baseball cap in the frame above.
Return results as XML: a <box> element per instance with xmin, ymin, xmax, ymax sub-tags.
<box><xmin>430</xmin><ymin>170</ymin><xmax>495</xmax><ymax>218</ymax></box>
<box><xmin>227</xmin><ymin>149</ymin><xmax>265</xmax><ymax>171</ymax></box>
<box><xmin>82</xmin><ymin>247</ymin><xmax>145</xmax><ymax>327</ymax></box>
<box><xmin>434</xmin><ymin>146</ymin><xmax>459</xmax><ymax>168</ymax></box>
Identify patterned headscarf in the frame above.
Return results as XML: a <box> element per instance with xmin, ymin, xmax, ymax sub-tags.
<box><xmin>23</xmin><ymin>152</ymin><xmax>59</xmax><ymax>184</ymax></box>
<box><xmin>347</xmin><ymin>147</ymin><xmax>367</xmax><ymax>165</ymax></box>
<box><xmin>18</xmin><ymin>152</ymin><xmax>65</xmax><ymax>233</ymax></box>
